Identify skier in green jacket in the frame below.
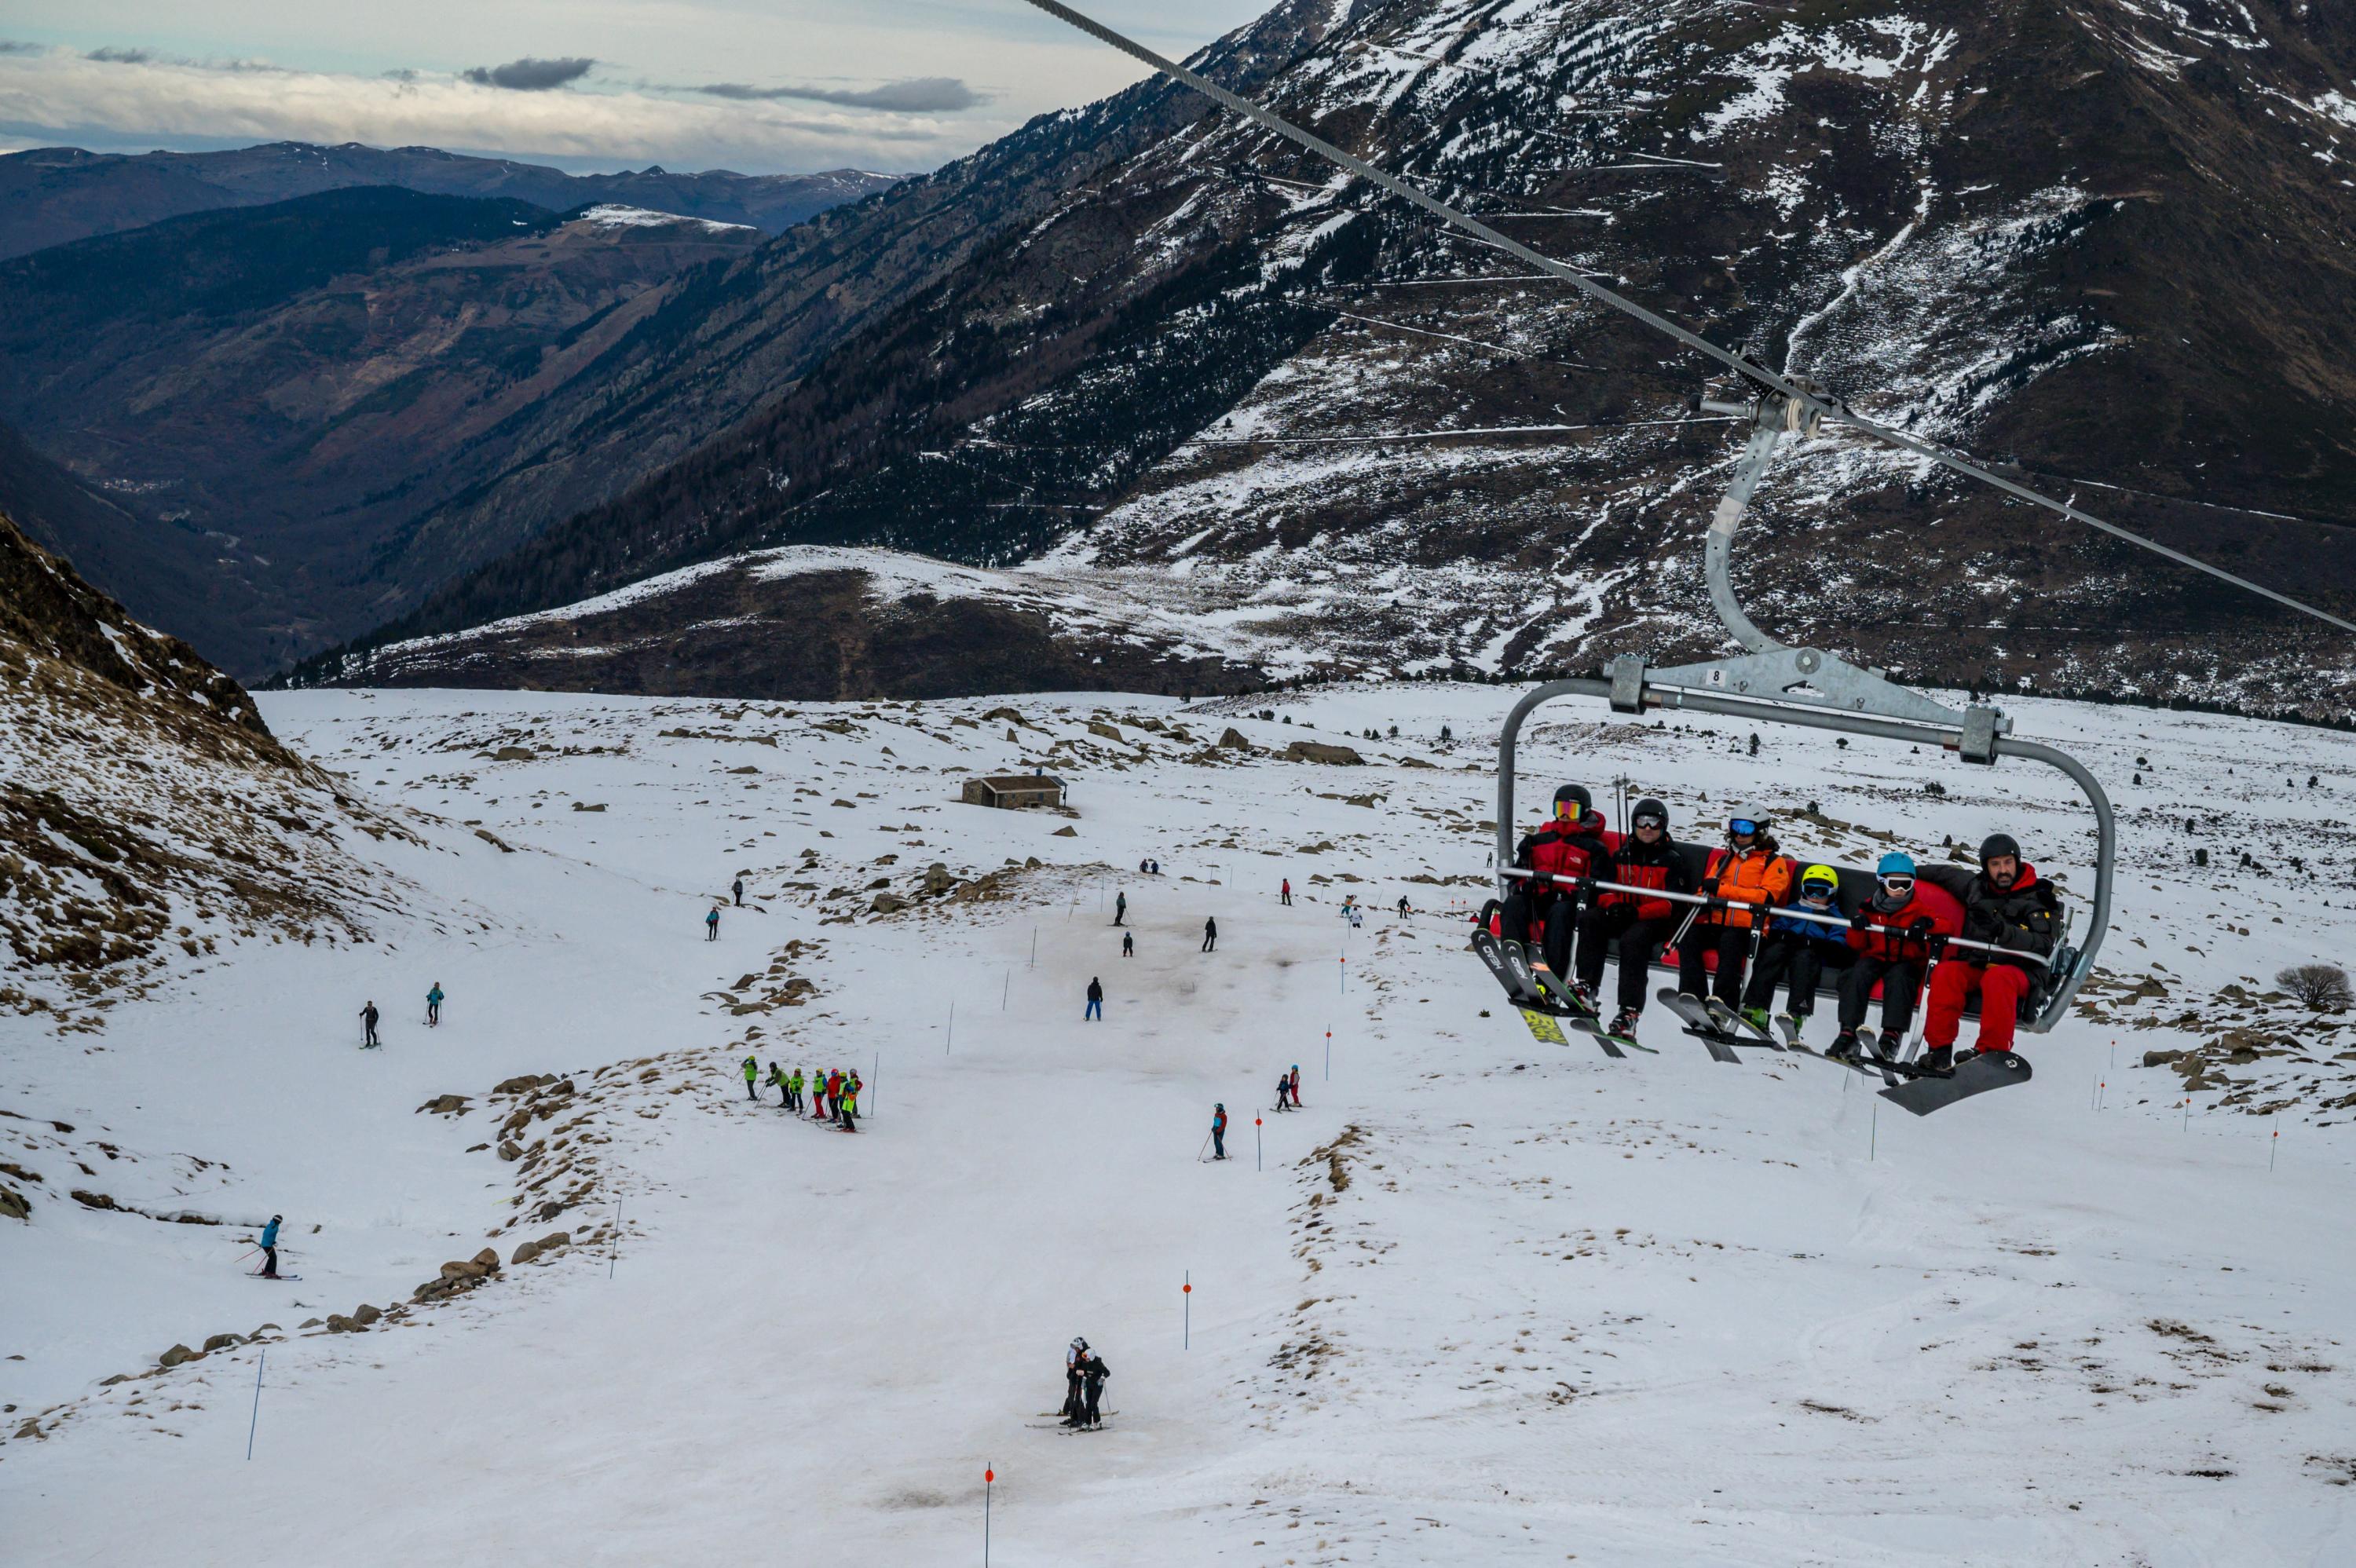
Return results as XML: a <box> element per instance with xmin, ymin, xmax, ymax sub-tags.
<box><xmin>741</xmin><ymin>1055</ymin><xmax>759</xmax><ymax>1102</ymax></box>
<box><xmin>786</xmin><ymin>1067</ymin><xmax>804</xmax><ymax>1114</ymax></box>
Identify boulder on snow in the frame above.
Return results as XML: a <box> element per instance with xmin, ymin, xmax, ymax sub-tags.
<box><xmin>352</xmin><ymin>1304</ymin><xmax>382</xmax><ymax>1326</ymax></box>
<box><xmin>871</xmin><ymin>892</ymin><xmax>908</xmax><ymax>914</ymax></box>
<box><xmin>924</xmin><ymin>864</ymin><xmax>953</xmax><ymax>894</ymax></box>
<box><xmin>298</xmin><ymin>1317</ymin><xmax>323</xmax><ymax>1329</ymax></box>
<box><xmin>202</xmin><ymin>1332</ymin><xmax>242</xmax><ymax>1352</ymax></box>
<box><xmin>439</xmin><ymin>1259</ymin><xmax>487</xmax><ymax>1281</ymax></box>
<box><xmin>1218</xmin><ymin>727</ymin><xmax>1253</xmax><ymax>751</ymax></box>
<box><xmin>474</xmin><ymin>828</ymin><xmax>515</xmax><ymax>853</ymax></box>
<box><xmin>415</xmin><ymin>1094</ymin><xmax>469</xmax><ymax>1117</ymax></box>
<box><xmin>471</xmin><ymin>1247</ymin><xmax>502</xmax><ymax>1271</ymax></box>
<box><xmin>2142</xmin><ymin>1048</ymin><xmax>2188</xmax><ymax>1069</ymax></box>
<box><xmin>0</xmin><ymin>1187</ymin><xmax>27</xmax><ymax>1222</ymax></box>
<box><xmin>324</xmin><ymin>1314</ymin><xmax>356</xmax><ymax>1333</ymax></box>
<box><xmin>491</xmin><ymin>745</ymin><xmax>536</xmax><ymax>762</ymax></box>
<box><xmin>497</xmin><ymin>1139</ymin><xmax>524</xmax><ymax>1161</ymax></box>
<box><xmin>1086</xmin><ymin>720</ymin><xmax>1124</xmax><ymax>742</ymax></box>
<box><xmin>158</xmin><ymin>1343</ymin><xmax>197</xmax><ymax>1367</ymax></box>
<box><xmin>511</xmin><ymin>1240</ymin><xmax>543</xmax><ymax>1266</ymax></box>
<box><xmin>493</xmin><ymin>1074</ymin><xmax>549</xmax><ymax>1096</ymax></box>
<box><xmin>1283</xmin><ymin>740</ymin><xmax>1365</xmax><ymax>766</ymax></box>
<box><xmin>539</xmin><ymin>1230</ymin><xmax>572</xmax><ymax>1251</ymax></box>
<box><xmin>1051</xmin><ymin>825</ymin><xmax>1077</xmax><ymax>837</ymax></box>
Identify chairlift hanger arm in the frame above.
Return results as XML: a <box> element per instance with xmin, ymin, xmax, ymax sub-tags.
<box><xmin>1015</xmin><ymin>0</ymin><xmax>2356</xmax><ymax>639</ymax></box>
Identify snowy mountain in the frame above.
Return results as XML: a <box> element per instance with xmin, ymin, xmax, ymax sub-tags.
<box><xmin>332</xmin><ymin>0</ymin><xmax>2356</xmax><ymax>715</ymax></box>
<box><xmin>6</xmin><ymin>673</ymin><xmax>2356</xmax><ymax>1560</ymax></box>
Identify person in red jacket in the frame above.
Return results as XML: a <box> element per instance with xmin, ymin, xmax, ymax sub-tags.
<box><xmin>1831</xmin><ymin>853</ymin><xmax>1961</xmax><ymax>1059</ymax></box>
<box><xmin>1921</xmin><ymin>833</ymin><xmax>2062</xmax><ymax>1070</ymax></box>
<box><xmin>1500</xmin><ymin>784</ymin><xmax>1614</xmax><ymax>983</ymax></box>
<box><xmin>1573</xmin><ymin>798</ymin><xmax>1693</xmax><ymax>1040</ymax></box>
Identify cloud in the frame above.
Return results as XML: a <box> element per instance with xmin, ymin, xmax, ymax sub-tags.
<box><xmin>0</xmin><ymin>41</ymin><xmax>46</xmax><ymax>57</ymax></box>
<box><xmin>85</xmin><ymin>46</ymin><xmax>156</xmax><ymax>65</ymax></box>
<box><xmin>696</xmin><ymin>76</ymin><xmax>983</xmax><ymax>113</ymax></box>
<box><xmin>0</xmin><ymin>48</ymin><xmax>998</xmax><ymax>175</ymax></box>
<box><xmin>462</xmin><ymin>57</ymin><xmax>594</xmax><ymax>92</ymax></box>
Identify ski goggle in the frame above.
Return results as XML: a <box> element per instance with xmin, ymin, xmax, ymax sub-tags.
<box><xmin>1729</xmin><ymin>819</ymin><xmax>1759</xmax><ymax>836</ymax></box>
<box><xmin>1633</xmin><ymin>815</ymin><xmax>1664</xmax><ymax>831</ymax></box>
<box><xmin>1555</xmin><ymin>800</ymin><xmax>1580</xmax><ymax>819</ymax></box>
<box><xmin>1877</xmin><ymin>875</ymin><xmax>1915</xmax><ymax>893</ymax></box>
<box><xmin>1799</xmin><ymin>883</ymin><xmax>1836</xmax><ymax>901</ymax></box>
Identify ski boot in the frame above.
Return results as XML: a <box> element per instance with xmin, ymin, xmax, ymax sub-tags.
<box><xmin>1740</xmin><ymin>1005</ymin><xmax>1772</xmax><ymax>1035</ymax></box>
<box><xmin>1609</xmin><ymin>1009</ymin><xmax>1641</xmax><ymax>1044</ymax></box>
<box><xmin>1827</xmin><ymin>1030</ymin><xmax>1860</xmax><ymax>1062</ymax></box>
<box><xmin>1916</xmin><ymin>1045</ymin><xmax>1955</xmax><ymax>1076</ymax></box>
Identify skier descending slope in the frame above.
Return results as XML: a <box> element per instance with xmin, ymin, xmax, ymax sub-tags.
<box><xmin>1202</xmin><ymin>916</ymin><xmax>1217</xmax><ymax>952</ymax></box>
<box><xmin>1575</xmin><ymin>799</ymin><xmax>1694</xmax><ymax>1045</ymax></box>
<box><xmin>426</xmin><ymin>982</ymin><xmax>444</xmax><ymax>1027</ymax></box>
<box><xmin>1922</xmin><ymin>833</ymin><xmax>2059</xmax><ymax>1072</ymax></box>
<box><xmin>358</xmin><ymin>1000</ymin><xmax>380</xmax><ymax>1049</ymax></box>
<box><xmin>705</xmin><ymin>906</ymin><xmax>721</xmax><ymax>941</ymax></box>
<box><xmin>1209</xmin><ymin>1104</ymin><xmax>1228</xmax><ymax>1160</ymax></box>
<box><xmin>256</xmin><ymin>1213</ymin><xmax>283</xmax><ymax>1278</ymax></box>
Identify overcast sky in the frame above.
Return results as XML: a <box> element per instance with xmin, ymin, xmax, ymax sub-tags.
<box><xmin>0</xmin><ymin>1</ymin><xmax>1274</xmax><ymax>174</ymax></box>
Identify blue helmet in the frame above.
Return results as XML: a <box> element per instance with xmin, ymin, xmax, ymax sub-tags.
<box><xmin>1875</xmin><ymin>851</ymin><xmax>1917</xmax><ymax>878</ymax></box>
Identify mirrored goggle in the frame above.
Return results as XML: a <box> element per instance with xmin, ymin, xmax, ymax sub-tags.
<box><xmin>1633</xmin><ymin>815</ymin><xmax>1665</xmax><ymax>830</ymax></box>
<box><xmin>1877</xmin><ymin>875</ymin><xmax>1915</xmax><ymax>892</ymax></box>
<box><xmin>1728</xmin><ymin>819</ymin><xmax>1759</xmax><ymax>836</ymax></box>
<box><xmin>1799</xmin><ymin>883</ymin><xmax>1837</xmax><ymax>900</ymax></box>
<box><xmin>1555</xmin><ymin>801</ymin><xmax>1580</xmax><ymax>817</ymax></box>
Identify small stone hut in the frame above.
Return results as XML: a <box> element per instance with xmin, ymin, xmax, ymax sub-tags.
<box><xmin>960</xmin><ymin>774</ymin><xmax>1067</xmax><ymax>810</ymax></box>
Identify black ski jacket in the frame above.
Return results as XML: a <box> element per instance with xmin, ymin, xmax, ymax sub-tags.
<box><xmin>1086</xmin><ymin>979</ymin><xmax>1103</xmax><ymax>1002</ymax></box>
<box><xmin>1600</xmin><ymin>833</ymin><xmax>1694</xmax><ymax>921</ymax></box>
<box><xmin>1960</xmin><ymin>862</ymin><xmax>2062</xmax><ymax>966</ymax></box>
<box><xmin>1081</xmin><ymin>1356</ymin><xmax>1110</xmax><ymax>1391</ymax></box>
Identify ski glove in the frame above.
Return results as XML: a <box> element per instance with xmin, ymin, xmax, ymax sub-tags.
<box><xmin>1908</xmin><ymin>916</ymin><xmax>1935</xmax><ymax>935</ymax></box>
<box><xmin>1849</xmin><ymin>908</ymin><xmax>1871</xmax><ymax>930</ymax></box>
<box><xmin>1697</xmin><ymin>878</ymin><xmax>1720</xmax><ymax>897</ymax></box>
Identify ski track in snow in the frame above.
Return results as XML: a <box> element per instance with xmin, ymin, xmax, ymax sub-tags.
<box><xmin>5</xmin><ymin>682</ymin><xmax>2356</xmax><ymax>1562</ymax></box>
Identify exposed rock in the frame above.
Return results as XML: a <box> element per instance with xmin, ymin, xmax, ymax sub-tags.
<box><xmin>924</xmin><ymin>864</ymin><xmax>953</xmax><ymax>894</ymax></box>
<box><xmin>1218</xmin><ymin>727</ymin><xmax>1253</xmax><ymax>751</ymax></box>
<box><xmin>351</xmin><ymin>1303</ymin><xmax>382</xmax><ymax>1326</ymax></box>
<box><xmin>324</xmin><ymin>1314</ymin><xmax>356</xmax><ymax>1333</ymax></box>
<box><xmin>511</xmin><ymin>1240</ymin><xmax>543</xmax><ymax>1266</ymax></box>
<box><xmin>498</xmin><ymin>1139</ymin><xmax>523</xmax><ymax>1161</ymax></box>
<box><xmin>298</xmin><ymin>1317</ymin><xmax>322</xmax><ymax>1329</ymax></box>
<box><xmin>1052</xmin><ymin>825</ymin><xmax>1077</xmax><ymax>838</ymax></box>
<box><xmin>71</xmin><ymin>1190</ymin><xmax>121</xmax><ymax>1212</ymax></box>
<box><xmin>493</xmin><ymin>1073</ymin><xmax>551</xmax><ymax>1095</ymax></box>
<box><xmin>439</xmin><ymin>1259</ymin><xmax>487</xmax><ymax>1281</ymax></box>
<box><xmin>471</xmin><ymin>1247</ymin><xmax>502</xmax><ymax>1270</ymax></box>
<box><xmin>201</xmin><ymin>1332</ymin><xmax>242</xmax><ymax>1352</ymax></box>
<box><xmin>99</xmin><ymin>1373</ymin><xmax>130</xmax><ymax>1386</ymax></box>
<box><xmin>2144</xmin><ymin>1048</ymin><xmax>2188</xmax><ymax>1069</ymax></box>
<box><xmin>871</xmin><ymin>891</ymin><xmax>908</xmax><ymax>914</ymax></box>
<box><xmin>157</xmin><ymin>1343</ymin><xmax>197</xmax><ymax>1367</ymax></box>
<box><xmin>1284</xmin><ymin>740</ymin><xmax>1365</xmax><ymax>766</ymax></box>
<box><xmin>539</xmin><ymin>1230</ymin><xmax>572</xmax><ymax>1250</ymax></box>
<box><xmin>0</xmin><ymin>1186</ymin><xmax>27</xmax><ymax>1222</ymax></box>
<box><xmin>1087</xmin><ymin>720</ymin><xmax>1124</xmax><ymax>742</ymax></box>
<box><xmin>415</xmin><ymin>1093</ymin><xmax>470</xmax><ymax>1116</ymax></box>
<box><xmin>491</xmin><ymin>745</ymin><xmax>536</xmax><ymax>762</ymax></box>
<box><xmin>571</xmin><ymin>801</ymin><xmax>607</xmax><ymax>813</ymax></box>
<box><xmin>474</xmin><ymin>827</ymin><xmax>514</xmax><ymax>853</ymax></box>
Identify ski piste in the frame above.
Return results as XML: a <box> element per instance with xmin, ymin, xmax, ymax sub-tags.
<box><xmin>1706</xmin><ymin>996</ymin><xmax>1783</xmax><ymax>1049</ymax></box>
<box><xmin>1655</xmin><ymin>990</ymin><xmax>1744</xmax><ymax>1065</ymax></box>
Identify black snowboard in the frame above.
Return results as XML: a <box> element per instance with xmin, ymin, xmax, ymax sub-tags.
<box><xmin>1879</xmin><ymin>1051</ymin><xmax>2032</xmax><ymax>1116</ymax></box>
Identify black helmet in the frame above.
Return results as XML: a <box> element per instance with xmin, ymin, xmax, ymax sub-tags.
<box><xmin>1631</xmin><ymin>798</ymin><xmax>1668</xmax><ymax>829</ymax></box>
<box><xmin>1979</xmin><ymin>832</ymin><xmax>2021</xmax><ymax>864</ymax></box>
<box><xmin>1551</xmin><ymin>784</ymin><xmax>1593</xmax><ymax>820</ymax></box>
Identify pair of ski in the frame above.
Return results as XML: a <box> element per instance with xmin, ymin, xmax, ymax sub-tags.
<box><xmin>1652</xmin><ymin>990</ymin><xmax>1780</xmax><ymax>1065</ymax></box>
<box><xmin>1471</xmin><ymin>931</ymin><xmax>1652</xmax><ymax>1057</ymax></box>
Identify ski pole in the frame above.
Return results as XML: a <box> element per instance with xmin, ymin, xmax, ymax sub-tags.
<box><xmin>1195</xmin><ymin>1130</ymin><xmax>1213</xmax><ymax>1163</ymax></box>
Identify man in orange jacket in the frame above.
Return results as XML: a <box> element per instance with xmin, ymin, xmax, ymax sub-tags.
<box><xmin>1676</xmin><ymin>805</ymin><xmax>1791</xmax><ymax>1011</ymax></box>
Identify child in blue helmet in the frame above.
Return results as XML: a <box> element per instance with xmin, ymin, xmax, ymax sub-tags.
<box><xmin>1832</xmin><ymin>853</ymin><xmax>1962</xmax><ymax>1058</ymax></box>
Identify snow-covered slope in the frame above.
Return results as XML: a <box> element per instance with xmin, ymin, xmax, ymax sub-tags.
<box><xmin>6</xmin><ymin>679</ymin><xmax>2356</xmax><ymax>1562</ymax></box>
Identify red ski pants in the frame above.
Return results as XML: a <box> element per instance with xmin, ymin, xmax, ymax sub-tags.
<box><xmin>1924</xmin><ymin>961</ymin><xmax>2030</xmax><ymax>1052</ymax></box>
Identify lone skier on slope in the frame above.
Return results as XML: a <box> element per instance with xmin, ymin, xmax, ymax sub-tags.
<box><xmin>358</xmin><ymin>1000</ymin><xmax>380</xmax><ymax>1049</ymax></box>
<box><xmin>1280</xmin><ymin>878</ymin><xmax>1292</xmax><ymax>906</ymax></box>
<box><xmin>426</xmin><ymin>982</ymin><xmax>444</xmax><ymax>1027</ymax></box>
<box><xmin>1920</xmin><ymin>833</ymin><xmax>2059</xmax><ymax>1072</ymax></box>
<box><xmin>1202</xmin><ymin>916</ymin><xmax>1217</xmax><ymax>953</ymax></box>
<box><xmin>258</xmin><ymin>1213</ymin><xmax>283</xmax><ymax>1278</ymax></box>
<box><xmin>733</xmin><ymin>876</ymin><xmax>744</xmax><ymax>908</ymax></box>
<box><xmin>741</xmin><ymin>1054</ymin><xmax>759</xmax><ymax>1101</ymax></box>
<box><xmin>1121</xmin><ymin>932</ymin><xmax>1134</xmax><ymax>958</ymax></box>
<box><xmin>706</xmin><ymin>906</ymin><xmax>722</xmax><ymax>941</ymax></box>
<box><xmin>1114</xmin><ymin>890</ymin><xmax>1128</xmax><ymax>927</ymax></box>
<box><xmin>1210</xmin><ymin>1103</ymin><xmax>1228</xmax><ymax>1160</ymax></box>
<box><xmin>1085</xmin><ymin>977</ymin><xmax>1103</xmax><ymax>1021</ymax></box>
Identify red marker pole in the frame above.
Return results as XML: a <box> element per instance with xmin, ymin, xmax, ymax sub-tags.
<box><xmin>1255</xmin><ymin>1116</ymin><xmax>1263</xmax><ymax>1171</ymax></box>
<box><xmin>1339</xmin><ymin>954</ymin><xmax>1346</xmax><ymax>996</ymax></box>
<box><xmin>2270</xmin><ymin>1124</ymin><xmax>2279</xmax><ymax>1172</ymax></box>
<box><xmin>1324</xmin><ymin>1029</ymin><xmax>1332</xmax><ymax>1082</ymax></box>
<box><xmin>1183</xmin><ymin>1273</ymin><xmax>1191</xmax><ymax>1349</ymax></box>
<box><xmin>983</xmin><ymin>1465</ymin><xmax>993</xmax><ymax>1566</ymax></box>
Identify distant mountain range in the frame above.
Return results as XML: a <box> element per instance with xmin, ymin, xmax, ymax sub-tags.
<box><xmin>0</xmin><ymin>142</ymin><xmax>901</xmax><ymax>261</ymax></box>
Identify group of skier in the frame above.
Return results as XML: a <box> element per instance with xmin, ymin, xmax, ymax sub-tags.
<box><xmin>1495</xmin><ymin>784</ymin><xmax>2061</xmax><ymax>1069</ymax></box>
<box><xmin>747</xmin><ymin>1056</ymin><xmax>862</xmax><ymax>1131</ymax></box>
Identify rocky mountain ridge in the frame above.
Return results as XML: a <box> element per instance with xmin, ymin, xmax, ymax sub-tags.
<box><xmin>319</xmin><ymin>0</ymin><xmax>2356</xmax><ymax>715</ymax></box>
